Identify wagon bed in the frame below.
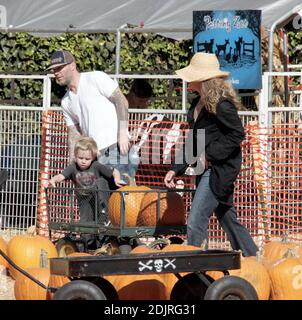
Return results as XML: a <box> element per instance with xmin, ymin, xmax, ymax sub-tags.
<box><xmin>50</xmin><ymin>249</ymin><xmax>240</xmax><ymax>277</ymax></box>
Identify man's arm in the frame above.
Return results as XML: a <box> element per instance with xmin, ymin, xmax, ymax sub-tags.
<box><xmin>109</xmin><ymin>87</ymin><xmax>129</xmax><ymax>155</ymax></box>
<box><xmin>67</xmin><ymin>124</ymin><xmax>82</xmax><ymax>161</ymax></box>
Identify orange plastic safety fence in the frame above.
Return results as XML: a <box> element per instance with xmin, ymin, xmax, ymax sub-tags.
<box><xmin>37</xmin><ymin>111</ymin><xmax>302</xmax><ymax>249</ymax></box>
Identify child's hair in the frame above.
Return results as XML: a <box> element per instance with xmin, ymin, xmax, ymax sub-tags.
<box><xmin>74</xmin><ymin>136</ymin><xmax>98</xmax><ymax>159</ymax></box>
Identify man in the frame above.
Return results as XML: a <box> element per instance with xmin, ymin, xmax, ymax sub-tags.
<box><xmin>125</xmin><ymin>79</ymin><xmax>153</xmax><ymax>109</ymax></box>
<box><xmin>47</xmin><ymin>50</ymin><xmax>130</xmax><ymax>185</ymax></box>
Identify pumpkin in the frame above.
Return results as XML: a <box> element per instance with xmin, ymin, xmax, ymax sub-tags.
<box><xmin>130</xmin><ymin>245</ymin><xmax>159</xmax><ymax>254</ymax></box>
<box><xmin>14</xmin><ymin>250</ymin><xmax>69</xmax><ymax>300</ymax></box>
<box><xmin>14</xmin><ymin>269</ymin><xmax>70</xmax><ymax>300</ymax></box>
<box><xmin>263</xmin><ymin>234</ymin><xmax>299</xmax><ymax>265</ymax></box>
<box><xmin>229</xmin><ymin>253</ymin><xmax>271</xmax><ymax>300</ymax></box>
<box><xmin>105</xmin><ymin>245</ymin><xmax>167</xmax><ymax>300</ymax></box>
<box><xmin>108</xmin><ymin>176</ymin><xmax>151</xmax><ymax>227</ymax></box>
<box><xmin>207</xmin><ymin>252</ymin><xmax>271</xmax><ymax>300</ymax></box>
<box><xmin>268</xmin><ymin>249</ymin><xmax>302</xmax><ymax>300</ymax></box>
<box><xmin>160</xmin><ymin>244</ymin><xmax>201</xmax><ymax>298</ymax></box>
<box><xmin>7</xmin><ymin>227</ymin><xmax>58</xmax><ymax>279</ymax></box>
<box><xmin>205</xmin><ymin>270</ymin><xmax>224</xmax><ymax>281</ymax></box>
<box><xmin>67</xmin><ymin>252</ymin><xmax>92</xmax><ymax>257</ymax></box>
<box><xmin>48</xmin><ymin>274</ymin><xmax>70</xmax><ymax>289</ymax></box>
<box><xmin>0</xmin><ymin>237</ymin><xmax>8</xmax><ymax>269</ymax></box>
<box><xmin>14</xmin><ymin>267</ymin><xmax>51</xmax><ymax>300</ymax></box>
<box><xmin>137</xmin><ymin>191</ymin><xmax>186</xmax><ymax>226</ymax></box>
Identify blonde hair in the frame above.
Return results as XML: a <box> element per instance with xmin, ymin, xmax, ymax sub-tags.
<box><xmin>200</xmin><ymin>78</ymin><xmax>241</xmax><ymax>114</ymax></box>
<box><xmin>74</xmin><ymin>136</ymin><xmax>98</xmax><ymax>159</ymax></box>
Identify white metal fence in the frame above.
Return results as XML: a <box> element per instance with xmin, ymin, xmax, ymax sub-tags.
<box><xmin>0</xmin><ymin>71</ymin><xmax>302</xmax><ymax>234</ymax></box>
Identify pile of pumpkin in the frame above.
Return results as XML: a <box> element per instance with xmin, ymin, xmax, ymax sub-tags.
<box><xmin>2</xmin><ymin>229</ymin><xmax>302</xmax><ymax>300</ymax></box>
<box><xmin>105</xmin><ymin>237</ymin><xmax>302</xmax><ymax>300</ymax></box>
<box><xmin>107</xmin><ymin>183</ymin><xmax>186</xmax><ymax>227</ymax></box>
<box><xmin>206</xmin><ymin>235</ymin><xmax>302</xmax><ymax>300</ymax></box>
<box><xmin>0</xmin><ymin>227</ymin><xmax>69</xmax><ymax>300</ymax></box>
<box><xmin>0</xmin><ymin>229</ymin><xmax>197</xmax><ymax>300</ymax></box>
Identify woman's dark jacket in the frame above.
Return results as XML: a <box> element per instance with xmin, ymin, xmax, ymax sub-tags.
<box><xmin>172</xmin><ymin>97</ymin><xmax>245</xmax><ymax>207</ymax></box>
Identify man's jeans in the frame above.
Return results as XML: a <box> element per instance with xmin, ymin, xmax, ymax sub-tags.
<box><xmin>187</xmin><ymin>169</ymin><xmax>258</xmax><ymax>257</ymax></box>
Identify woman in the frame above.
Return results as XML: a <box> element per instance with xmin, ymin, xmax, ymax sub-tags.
<box><xmin>164</xmin><ymin>53</ymin><xmax>258</xmax><ymax>257</ymax></box>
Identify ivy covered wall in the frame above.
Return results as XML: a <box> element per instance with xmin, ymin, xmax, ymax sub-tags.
<box><xmin>0</xmin><ymin>32</ymin><xmax>192</xmax><ymax>108</ymax></box>
<box><xmin>0</xmin><ymin>29</ymin><xmax>301</xmax><ymax>108</ymax></box>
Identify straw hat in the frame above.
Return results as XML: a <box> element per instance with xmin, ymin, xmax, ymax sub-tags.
<box><xmin>176</xmin><ymin>53</ymin><xmax>229</xmax><ymax>82</ymax></box>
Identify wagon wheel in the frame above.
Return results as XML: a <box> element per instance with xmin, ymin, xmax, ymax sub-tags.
<box><xmin>53</xmin><ymin>280</ymin><xmax>106</xmax><ymax>300</ymax></box>
<box><xmin>55</xmin><ymin>238</ymin><xmax>78</xmax><ymax>257</ymax></box>
<box><xmin>91</xmin><ymin>277</ymin><xmax>119</xmax><ymax>300</ymax></box>
<box><xmin>204</xmin><ymin>275</ymin><xmax>258</xmax><ymax>300</ymax></box>
<box><xmin>170</xmin><ymin>273</ymin><xmax>215</xmax><ymax>300</ymax></box>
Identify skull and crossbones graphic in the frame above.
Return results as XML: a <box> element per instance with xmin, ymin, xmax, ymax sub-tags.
<box><xmin>138</xmin><ymin>258</ymin><xmax>176</xmax><ymax>272</ymax></box>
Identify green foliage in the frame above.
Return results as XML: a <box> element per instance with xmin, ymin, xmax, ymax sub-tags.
<box><xmin>288</xmin><ymin>31</ymin><xmax>302</xmax><ymax>63</ymax></box>
<box><xmin>0</xmin><ymin>31</ymin><xmax>192</xmax><ymax>108</ymax></box>
<box><xmin>1</xmin><ymin>29</ymin><xmax>301</xmax><ymax>109</ymax></box>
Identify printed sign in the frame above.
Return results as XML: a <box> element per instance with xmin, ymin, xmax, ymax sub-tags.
<box><xmin>193</xmin><ymin>10</ymin><xmax>262</xmax><ymax>89</ymax></box>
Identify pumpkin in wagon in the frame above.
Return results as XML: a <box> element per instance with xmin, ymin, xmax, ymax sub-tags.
<box><xmin>108</xmin><ymin>176</ymin><xmax>151</xmax><ymax>227</ymax></box>
<box><xmin>137</xmin><ymin>191</ymin><xmax>186</xmax><ymax>226</ymax></box>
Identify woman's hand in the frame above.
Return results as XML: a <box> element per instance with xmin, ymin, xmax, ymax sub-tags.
<box><xmin>164</xmin><ymin>170</ymin><xmax>176</xmax><ymax>188</ymax></box>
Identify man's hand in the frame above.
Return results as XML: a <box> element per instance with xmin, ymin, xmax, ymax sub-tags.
<box><xmin>112</xmin><ymin>168</ymin><xmax>127</xmax><ymax>187</ymax></box>
<box><xmin>118</xmin><ymin>133</ymin><xmax>130</xmax><ymax>155</ymax></box>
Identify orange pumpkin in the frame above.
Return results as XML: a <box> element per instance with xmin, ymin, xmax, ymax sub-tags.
<box><xmin>206</xmin><ymin>270</ymin><xmax>224</xmax><ymax>281</ymax></box>
<box><xmin>229</xmin><ymin>254</ymin><xmax>271</xmax><ymax>300</ymax></box>
<box><xmin>48</xmin><ymin>274</ymin><xmax>70</xmax><ymax>288</ymax></box>
<box><xmin>0</xmin><ymin>237</ymin><xmax>8</xmax><ymax>269</ymax></box>
<box><xmin>67</xmin><ymin>252</ymin><xmax>92</xmax><ymax>257</ymax></box>
<box><xmin>14</xmin><ymin>249</ymin><xmax>70</xmax><ymax>300</ymax></box>
<box><xmin>14</xmin><ymin>268</ymin><xmax>70</xmax><ymax>300</ymax></box>
<box><xmin>207</xmin><ymin>252</ymin><xmax>271</xmax><ymax>300</ymax></box>
<box><xmin>105</xmin><ymin>245</ymin><xmax>167</xmax><ymax>300</ymax></box>
<box><xmin>130</xmin><ymin>245</ymin><xmax>159</xmax><ymax>254</ymax></box>
<box><xmin>7</xmin><ymin>229</ymin><xmax>58</xmax><ymax>279</ymax></box>
<box><xmin>47</xmin><ymin>274</ymin><xmax>71</xmax><ymax>300</ymax></box>
<box><xmin>14</xmin><ymin>267</ymin><xmax>51</xmax><ymax>300</ymax></box>
<box><xmin>137</xmin><ymin>191</ymin><xmax>186</xmax><ymax>226</ymax></box>
<box><xmin>268</xmin><ymin>249</ymin><xmax>302</xmax><ymax>300</ymax></box>
<box><xmin>108</xmin><ymin>185</ymin><xmax>151</xmax><ymax>227</ymax></box>
<box><xmin>263</xmin><ymin>235</ymin><xmax>299</xmax><ymax>264</ymax></box>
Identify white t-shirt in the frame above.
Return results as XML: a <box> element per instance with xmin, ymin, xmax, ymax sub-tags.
<box><xmin>61</xmin><ymin>71</ymin><xmax>118</xmax><ymax>150</ymax></box>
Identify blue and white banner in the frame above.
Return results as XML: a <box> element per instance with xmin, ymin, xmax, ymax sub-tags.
<box><xmin>193</xmin><ymin>10</ymin><xmax>262</xmax><ymax>89</ymax></box>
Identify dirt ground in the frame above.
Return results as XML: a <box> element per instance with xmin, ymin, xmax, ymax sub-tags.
<box><xmin>0</xmin><ymin>271</ymin><xmax>15</xmax><ymax>300</ymax></box>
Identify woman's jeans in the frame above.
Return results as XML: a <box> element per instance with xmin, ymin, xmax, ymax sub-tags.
<box><xmin>187</xmin><ymin>169</ymin><xmax>258</xmax><ymax>257</ymax></box>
